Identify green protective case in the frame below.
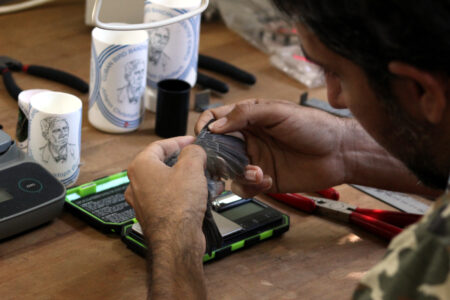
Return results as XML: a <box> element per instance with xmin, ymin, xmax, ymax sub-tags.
<box><xmin>121</xmin><ymin>215</ymin><xmax>290</xmax><ymax>263</ymax></box>
<box><xmin>65</xmin><ymin>170</ymin><xmax>290</xmax><ymax>262</ymax></box>
<box><xmin>64</xmin><ymin>171</ymin><xmax>136</xmax><ymax>233</ymax></box>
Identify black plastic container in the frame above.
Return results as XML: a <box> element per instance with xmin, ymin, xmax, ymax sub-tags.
<box><xmin>155</xmin><ymin>79</ymin><xmax>191</xmax><ymax>138</ymax></box>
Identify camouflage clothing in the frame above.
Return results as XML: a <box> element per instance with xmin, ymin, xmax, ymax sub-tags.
<box><xmin>353</xmin><ymin>179</ymin><xmax>450</xmax><ymax>300</ymax></box>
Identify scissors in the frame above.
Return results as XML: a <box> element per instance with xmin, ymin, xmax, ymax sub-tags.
<box><xmin>269</xmin><ymin>193</ymin><xmax>423</xmax><ymax>240</ymax></box>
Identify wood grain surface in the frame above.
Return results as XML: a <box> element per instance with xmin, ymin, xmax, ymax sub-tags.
<box><xmin>0</xmin><ymin>1</ymin><xmax>426</xmax><ymax>299</ymax></box>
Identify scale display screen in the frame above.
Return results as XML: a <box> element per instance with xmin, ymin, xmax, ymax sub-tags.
<box><xmin>221</xmin><ymin>202</ymin><xmax>264</xmax><ymax>221</ymax></box>
<box><xmin>0</xmin><ymin>188</ymin><xmax>13</xmax><ymax>204</ymax></box>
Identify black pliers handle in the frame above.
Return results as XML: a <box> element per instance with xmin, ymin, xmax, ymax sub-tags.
<box><xmin>0</xmin><ymin>56</ymin><xmax>89</xmax><ymax>101</ymax></box>
<box><xmin>197</xmin><ymin>54</ymin><xmax>257</xmax><ymax>93</ymax></box>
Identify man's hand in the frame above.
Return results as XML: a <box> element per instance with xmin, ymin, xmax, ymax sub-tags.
<box><xmin>196</xmin><ymin>99</ymin><xmax>440</xmax><ymax>197</ymax></box>
<box><xmin>125</xmin><ymin>136</ymin><xmax>207</xmax><ymax>244</ymax></box>
<box><xmin>196</xmin><ymin>99</ymin><xmax>347</xmax><ymax>197</ymax></box>
<box><xmin>125</xmin><ymin>136</ymin><xmax>208</xmax><ymax>300</ymax></box>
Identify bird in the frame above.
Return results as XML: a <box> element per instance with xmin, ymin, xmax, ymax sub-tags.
<box><xmin>165</xmin><ymin>120</ymin><xmax>249</xmax><ymax>254</ymax></box>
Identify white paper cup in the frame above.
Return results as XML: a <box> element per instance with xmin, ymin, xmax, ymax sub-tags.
<box><xmin>19</xmin><ymin>91</ymin><xmax>82</xmax><ymax>187</ymax></box>
<box><xmin>89</xmin><ymin>27</ymin><xmax>148</xmax><ymax>133</ymax></box>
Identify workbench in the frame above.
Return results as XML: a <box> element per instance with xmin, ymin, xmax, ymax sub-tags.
<box><xmin>0</xmin><ymin>1</ymin><xmax>427</xmax><ymax>299</ymax></box>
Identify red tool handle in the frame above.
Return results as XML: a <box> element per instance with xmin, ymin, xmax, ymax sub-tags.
<box><xmin>349</xmin><ymin>212</ymin><xmax>402</xmax><ymax>240</ymax></box>
<box><xmin>316</xmin><ymin>188</ymin><xmax>340</xmax><ymax>200</ymax></box>
<box><xmin>268</xmin><ymin>193</ymin><xmax>316</xmax><ymax>213</ymax></box>
<box><xmin>354</xmin><ymin>208</ymin><xmax>422</xmax><ymax>228</ymax></box>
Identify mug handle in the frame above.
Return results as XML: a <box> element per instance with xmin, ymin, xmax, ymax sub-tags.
<box><xmin>18</xmin><ymin>93</ymin><xmax>30</xmax><ymax>118</ymax></box>
<box><xmin>16</xmin><ymin>89</ymin><xmax>51</xmax><ymax>145</ymax></box>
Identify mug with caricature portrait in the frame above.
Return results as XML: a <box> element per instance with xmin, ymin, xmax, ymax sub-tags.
<box><xmin>88</xmin><ymin>27</ymin><xmax>148</xmax><ymax>133</ymax></box>
<box><xmin>18</xmin><ymin>91</ymin><xmax>82</xmax><ymax>187</ymax></box>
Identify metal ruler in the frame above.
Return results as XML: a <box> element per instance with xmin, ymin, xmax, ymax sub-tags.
<box><xmin>299</xmin><ymin>93</ymin><xmax>353</xmax><ymax>118</ymax></box>
<box><xmin>351</xmin><ymin>184</ymin><xmax>430</xmax><ymax>214</ymax></box>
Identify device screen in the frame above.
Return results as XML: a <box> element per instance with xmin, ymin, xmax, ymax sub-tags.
<box><xmin>221</xmin><ymin>202</ymin><xmax>264</xmax><ymax>221</ymax></box>
<box><xmin>0</xmin><ymin>188</ymin><xmax>13</xmax><ymax>204</ymax></box>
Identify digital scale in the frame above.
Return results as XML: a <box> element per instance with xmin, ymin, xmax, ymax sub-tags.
<box><xmin>65</xmin><ymin>171</ymin><xmax>290</xmax><ymax>262</ymax></box>
<box><xmin>0</xmin><ymin>130</ymin><xmax>66</xmax><ymax>240</ymax></box>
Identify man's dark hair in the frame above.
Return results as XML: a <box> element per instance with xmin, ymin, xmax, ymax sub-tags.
<box><xmin>272</xmin><ymin>0</ymin><xmax>450</xmax><ymax>189</ymax></box>
<box><xmin>272</xmin><ymin>0</ymin><xmax>450</xmax><ymax>98</ymax></box>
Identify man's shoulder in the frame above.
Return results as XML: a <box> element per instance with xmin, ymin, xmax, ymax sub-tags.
<box><xmin>353</xmin><ymin>193</ymin><xmax>450</xmax><ymax>299</ymax></box>
<box><xmin>116</xmin><ymin>86</ymin><xmax>128</xmax><ymax>102</ymax></box>
<box><xmin>68</xmin><ymin>143</ymin><xmax>77</xmax><ymax>156</ymax></box>
<box><xmin>39</xmin><ymin>143</ymin><xmax>50</xmax><ymax>162</ymax></box>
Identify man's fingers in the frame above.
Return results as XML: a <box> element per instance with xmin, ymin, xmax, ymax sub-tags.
<box><xmin>127</xmin><ymin>136</ymin><xmax>196</xmax><ymax>183</ymax></box>
<box><xmin>231</xmin><ymin>175</ymin><xmax>273</xmax><ymax>199</ymax></box>
<box><xmin>206</xmin><ymin>99</ymin><xmax>294</xmax><ymax>134</ymax></box>
<box><xmin>175</xmin><ymin>144</ymin><xmax>207</xmax><ymax>174</ymax></box>
<box><xmin>142</xmin><ymin>136</ymin><xmax>196</xmax><ymax>162</ymax></box>
<box><xmin>239</xmin><ymin>164</ymin><xmax>264</xmax><ymax>184</ymax></box>
<box><xmin>195</xmin><ymin>104</ymin><xmax>237</xmax><ymax>134</ymax></box>
<box><xmin>229</xmin><ymin>165</ymin><xmax>273</xmax><ymax>198</ymax></box>
<box><xmin>124</xmin><ymin>186</ymin><xmax>134</xmax><ymax>206</ymax></box>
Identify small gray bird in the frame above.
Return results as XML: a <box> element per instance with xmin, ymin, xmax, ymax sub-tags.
<box><xmin>165</xmin><ymin>120</ymin><xmax>249</xmax><ymax>254</ymax></box>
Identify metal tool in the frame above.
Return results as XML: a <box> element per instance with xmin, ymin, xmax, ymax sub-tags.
<box><xmin>299</xmin><ymin>92</ymin><xmax>353</xmax><ymax>118</ymax></box>
<box><xmin>269</xmin><ymin>193</ymin><xmax>423</xmax><ymax>240</ymax></box>
<box><xmin>194</xmin><ymin>90</ymin><xmax>223</xmax><ymax>112</ymax></box>
<box><xmin>350</xmin><ymin>185</ymin><xmax>430</xmax><ymax>214</ymax></box>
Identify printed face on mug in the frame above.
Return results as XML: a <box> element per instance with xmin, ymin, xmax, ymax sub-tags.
<box><xmin>117</xmin><ymin>59</ymin><xmax>146</xmax><ymax>104</ymax></box>
<box><xmin>39</xmin><ymin>117</ymin><xmax>74</xmax><ymax>163</ymax></box>
<box><xmin>144</xmin><ymin>3</ymin><xmax>200</xmax><ymax>87</ymax></box>
<box><xmin>19</xmin><ymin>91</ymin><xmax>82</xmax><ymax>187</ymax></box>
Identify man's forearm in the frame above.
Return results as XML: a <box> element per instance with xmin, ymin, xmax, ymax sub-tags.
<box><xmin>146</xmin><ymin>230</ymin><xmax>207</xmax><ymax>300</ymax></box>
<box><xmin>341</xmin><ymin>119</ymin><xmax>441</xmax><ymax>196</ymax></box>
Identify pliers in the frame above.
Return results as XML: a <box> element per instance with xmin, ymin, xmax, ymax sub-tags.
<box><xmin>0</xmin><ymin>56</ymin><xmax>89</xmax><ymax>143</ymax></box>
<box><xmin>269</xmin><ymin>193</ymin><xmax>423</xmax><ymax>240</ymax></box>
<box><xmin>0</xmin><ymin>56</ymin><xmax>89</xmax><ymax>101</ymax></box>
<box><xmin>197</xmin><ymin>54</ymin><xmax>256</xmax><ymax>93</ymax></box>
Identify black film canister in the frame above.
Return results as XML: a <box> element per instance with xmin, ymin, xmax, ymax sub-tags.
<box><xmin>155</xmin><ymin>79</ymin><xmax>191</xmax><ymax>138</ymax></box>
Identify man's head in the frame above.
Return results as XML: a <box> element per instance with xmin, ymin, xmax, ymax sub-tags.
<box><xmin>149</xmin><ymin>27</ymin><xmax>170</xmax><ymax>52</ymax></box>
<box><xmin>273</xmin><ymin>0</ymin><xmax>450</xmax><ymax>189</ymax></box>
<box><xmin>41</xmin><ymin>117</ymin><xmax>69</xmax><ymax>147</ymax></box>
<box><xmin>125</xmin><ymin>59</ymin><xmax>145</xmax><ymax>88</ymax></box>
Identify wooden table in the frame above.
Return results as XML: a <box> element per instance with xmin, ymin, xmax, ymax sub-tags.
<box><xmin>0</xmin><ymin>1</ymin><xmax>426</xmax><ymax>299</ymax></box>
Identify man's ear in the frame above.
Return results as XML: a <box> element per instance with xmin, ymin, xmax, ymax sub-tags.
<box><xmin>389</xmin><ymin>62</ymin><xmax>447</xmax><ymax>124</ymax></box>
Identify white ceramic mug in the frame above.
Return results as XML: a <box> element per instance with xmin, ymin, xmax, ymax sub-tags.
<box><xmin>17</xmin><ymin>89</ymin><xmax>52</xmax><ymax>151</ymax></box>
<box><xmin>18</xmin><ymin>91</ymin><xmax>82</xmax><ymax>187</ymax></box>
<box><xmin>143</xmin><ymin>0</ymin><xmax>201</xmax><ymax>112</ymax></box>
<box><xmin>89</xmin><ymin>27</ymin><xmax>148</xmax><ymax>133</ymax></box>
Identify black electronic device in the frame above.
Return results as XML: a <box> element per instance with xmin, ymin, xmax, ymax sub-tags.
<box><xmin>212</xmin><ymin>192</ymin><xmax>286</xmax><ymax>233</ymax></box>
<box><xmin>123</xmin><ymin>191</ymin><xmax>290</xmax><ymax>262</ymax></box>
<box><xmin>65</xmin><ymin>172</ymin><xmax>290</xmax><ymax>262</ymax></box>
<box><xmin>0</xmin><ymin>130</ymin><xmax>66</xmax><ymax>240</ymax></box>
